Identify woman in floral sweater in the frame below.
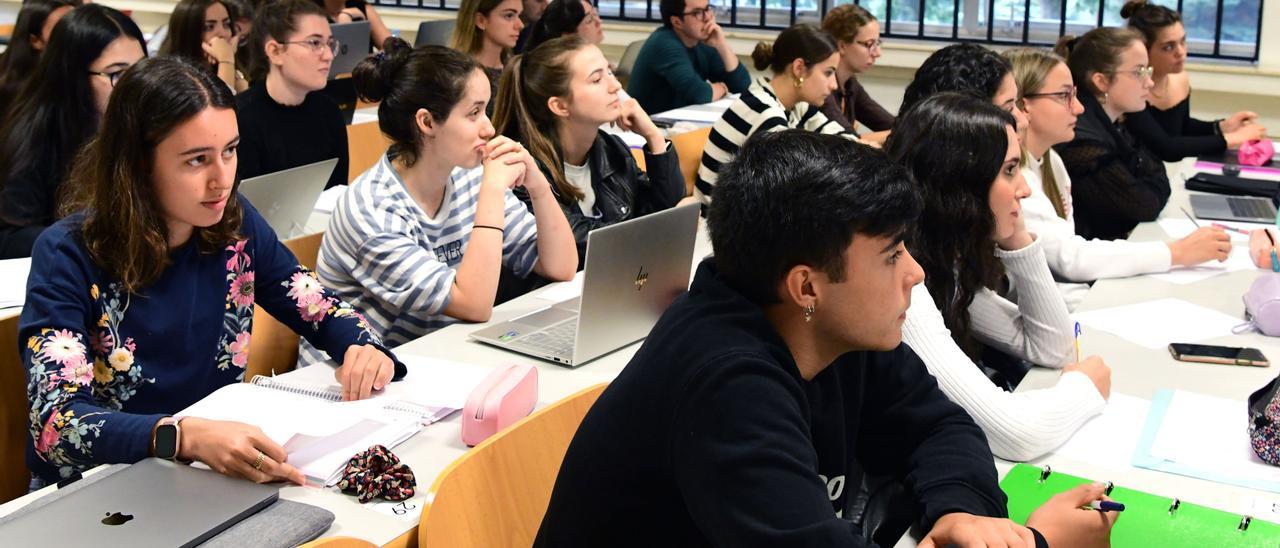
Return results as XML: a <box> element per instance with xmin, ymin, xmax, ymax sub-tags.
<box><xmin>20</xmin><ymin>55</ymin><xmax>402</xmax><ymax>487</ymax></box>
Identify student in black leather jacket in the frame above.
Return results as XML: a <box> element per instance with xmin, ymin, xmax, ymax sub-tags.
<box><xmin>493</xmin><ymin>35</ymin><xmax>685</xmax><ymax>268</ymax></box>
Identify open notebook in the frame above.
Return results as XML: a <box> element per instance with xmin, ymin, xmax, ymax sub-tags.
<box><xmin>179</xmin><ymin>376</ymin><xmax>456</xmax><ymax>486</ymax></box>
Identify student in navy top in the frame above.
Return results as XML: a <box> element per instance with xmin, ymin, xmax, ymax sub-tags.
<box><xmin>1120</xmin><ymin>0</ymin><xmax>1265</xmax><ymax>161</ymax></box>
<box><xmin>21</xmin><ymin>56</ymin><xmax>401</xmax><ymax>487</ymax></box>
<box><xmin>0</xmin><ymin>0</ymin><xmax>81</xmax><ymax>116</ymax></box>
<box><xmin>160</xmin><ymin>0</ymin><xmax>249</xmax><ymax>93</ymax></box>
<box><xmin>236</xmin><ymin>0</ymin><xmax>348</xmax><ymax>190</ymax></box>
<box><xmin>494</xmin><ymin>36</ymin><xmax>684</xmax><ymax>268</ymax></box>
<box><xmin>0</xmin><ymin>5</ymin><xmax>146</xmax><ymax>259</ymax></box>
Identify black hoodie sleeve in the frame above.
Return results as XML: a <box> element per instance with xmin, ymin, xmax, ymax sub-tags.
<box><xmin>854</xmin><ymin>345</ymin><xmax>1009</xmax><ymax>531</ymax></box>
<box><xmin>1125</xmin><ymin>107</ymin><xmax>1226</xmax><ymax>162</ymax></box>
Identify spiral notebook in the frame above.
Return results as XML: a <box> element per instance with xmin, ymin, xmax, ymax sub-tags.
<box><xmin>179</xmin><ymin>377</ymin><xmax>455</xmax><ymax>486</ymax></box>
<box><xmin>1001</xmin><ymin>464</ymin><xmax>1280</xmax><ymax>547</ymax></box>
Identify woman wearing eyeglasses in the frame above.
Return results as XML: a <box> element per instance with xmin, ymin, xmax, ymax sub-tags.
<box><xmin>819</xmin><ymin>4</ymin><xmax>892</xmax><ymax>144</ymax></box>
<box><xmin>0</xmin><ymin>4</ymin><xmax>145</xmax><ymax>259</ymax></box>
<box><xmin>1053</xmin><ymin>27</ymin><xmax>1171</xmax><ymax>241</ymax></box>
<box><xmin>159</xmin><ymin>0</ymin><xmax>249</xmax><ymax>94</ymax></box>
<box><xmin>235</xmin><ymin>0</ymin><xmax>348</xmax><ymax>190</ymax></box>
<box><xmin>1120</xmin><ymin>0</ymin><xmax>1265</xmax><ymax>161</ymax></box>
<box><xmin>1005</xmin><ymin>48</ymin><xmax>1229</xmax><ymax>307</ymax></box>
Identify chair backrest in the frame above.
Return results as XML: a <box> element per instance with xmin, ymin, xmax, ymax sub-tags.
<box><xmin>298</xmin><ymin>536</ymin><xmax>377</xmax><ymax>548</ymax></box>
<box><xmin>672</xmin><ymin>127</ymin><xmax>711</xmax><ymax>196</ymax></box>
<box><xmin>244</xmin><ymin>232</ymin><xmax>325</xmax><ymax>382</ymax></box>
<box><xmin>614</xmin><ymin>39</ymin><xmax>646</xmax><ymax>88</ymax></box>
<box><xmin>417</xmin><ymin>383</ymin><xmax>608</xmax><ymax>547</ymax></box>
<box><xmin>0</xmin><ymin>311</ymin><xmax>29</xmax><ymax>503</ymax></box>
<box><xmin>346</xmin><ymin>121</ymin><xmax>392</xmax><ymax>183</ymax></box>
<box><xmin>415</xmin><ymin>20</ymin><xmax>455</xmax><ymax>47</ymax></box>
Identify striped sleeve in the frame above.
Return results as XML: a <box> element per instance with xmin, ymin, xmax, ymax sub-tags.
<box><xmin>794</xmin><ymin>102</ymin><xmax>855</xmax><ymax>137</ymax></box>
<box><xmin>501</xmin><ymin>189</ymin><xmax>539</xmax><ymax>277</ymax></box>
<box><xmin>695</xmin><ymin>89</ymin><xmax>789</xmax><ymax>204</ymax></box>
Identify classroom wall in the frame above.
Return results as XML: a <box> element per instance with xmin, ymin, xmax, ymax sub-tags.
<box><xmin>13</xmin><ymin>0</ymin><xmax>1279</xmax><ymax>128</ymax></box>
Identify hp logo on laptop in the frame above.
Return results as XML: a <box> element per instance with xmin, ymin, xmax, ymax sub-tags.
<box><xmin>634</xmin><ymin>266</ymin><xmax>648</xmax><ymax>291</ymax></box>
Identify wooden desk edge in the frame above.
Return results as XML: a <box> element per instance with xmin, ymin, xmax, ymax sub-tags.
<box><xmin>383</xmin><ymin>526</ymin><xmax>417</xmax><ymax>548</ymax></box>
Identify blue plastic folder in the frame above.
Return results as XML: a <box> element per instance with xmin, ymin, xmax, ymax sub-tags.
<box><xmin>1132</xmin><ymin>389</ymin><xmax>1280</xmax><ymax>493</ymax></box>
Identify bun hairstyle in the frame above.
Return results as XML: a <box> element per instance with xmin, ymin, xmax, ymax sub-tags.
<box><xmin>1053</xmin><ymin>27</ymin><xmax>1142</xmax><ymax>98</ymax></box>
<box><xmin>750</xmin><ymin>23</ymin><xmax>837</xmax><ymax>74</ymax></box>
<box><xmin>352</xmin><ymin>37</ymin><xmax>482</xmax><ymax>167</ymax></box>
<box><xmin>1120</xmin><ymin>0</ymin><xmax>1181</xmax><ymax>46</ymax></box>
<box><xmin>492</xmin><ymin>36</ymin><xmax>590</xmax><ymax>201</ymax></box>
<box><xmin>821</xmin><ymin>3</ymin><xmax>876</xmax><ymax>44</ymax></box>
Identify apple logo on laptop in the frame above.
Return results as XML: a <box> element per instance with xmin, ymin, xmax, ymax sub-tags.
<box><xmin>101</xmin><ymin>512</ymin><xmax>134</xmax><ymax>526</ymax></box>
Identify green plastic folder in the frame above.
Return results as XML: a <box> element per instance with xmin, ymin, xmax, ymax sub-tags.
<box><xmin>1000</xmin><ymin>463</ymin><xmax>1280</xmax><ymax>547</ymax></box>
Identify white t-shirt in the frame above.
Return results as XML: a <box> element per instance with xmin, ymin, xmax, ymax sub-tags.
<box><xmin>563</xmin><ymin>161</ymin><xmax>598</xmax><ymax>218</ymax></box>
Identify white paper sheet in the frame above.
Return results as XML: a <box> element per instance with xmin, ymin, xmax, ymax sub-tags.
<box><xmin>1073</xmin><ymin>298</ymin><xmax>1243</xmax><ymax>349</ymax></box>
<box><xmin>1143</xmin><ymin>245</ymin><xmax>1258</xmax><ymax>285</ymax></box>
<box><xmin>1157</xmin><ymin>217</ymin><xmax>1262</xmax><ymax>243</ymax></box>
<box><xmin>0</xmin><ymin>257</ymin><xmax>31</xmax><ymax>308</ymax></box>
<box><xmin>654</xmin><ymin>107</ymin><xmax>724</xmax><ymax>124</ymax></box>
<box><xmin>1052</xmin><ymin>392</ymin><xmax>1151</xmax><ymax>469</ymax></box>
<box><xmin>1148</xmin><ymin>390</ymin><xmax>1280</xmax><ymax>483</ymax></box>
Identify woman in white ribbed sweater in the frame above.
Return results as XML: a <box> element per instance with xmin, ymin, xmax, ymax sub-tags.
<box><xmin>886</xmin><ymin>93</ymin><xmax>1112</xmax><ymax>462</ymax></box>
<box><xmin>1003</xmin><ymin>48</ymin><xmax>1230</xmax><ymax>309</ymax></box>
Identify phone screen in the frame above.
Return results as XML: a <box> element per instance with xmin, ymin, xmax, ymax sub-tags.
<box><xmin>1169</xmin><ymin>343</ymin><xmax>1268</xmax><ymax>363</ymax></box>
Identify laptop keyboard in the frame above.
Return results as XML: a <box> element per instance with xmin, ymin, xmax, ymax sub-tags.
<box><xmin>1228</xmin><ymin>197</ymin><xmax>1276</xmax><ymax>219</ymax></box>
<box><xmin>513</xmin><ymin>320</ymin><xmax>578</xmax><ymax>358</ymax></box>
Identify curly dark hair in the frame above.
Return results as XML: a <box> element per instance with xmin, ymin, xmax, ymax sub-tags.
<box><xmin>899</xmin><ymin>43</ymin><xmax>1012</xmax><ymax>114</ymax></box>
<box><xmin>885</xmin><ymin>92</ymin><xmax>1016</xmax><ymax>351</ymax></box>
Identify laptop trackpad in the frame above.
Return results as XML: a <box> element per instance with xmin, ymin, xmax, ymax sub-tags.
<box><xmin>513</xmin><ymin>305</ymin><xmax>578</xmax><ymax>327</ymax></box>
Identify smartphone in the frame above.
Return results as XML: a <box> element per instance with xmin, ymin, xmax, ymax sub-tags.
<box><xmin>1168</xmin><ymin>343</ymin><xmax>1270</xmax><ymax>367</ymax></box>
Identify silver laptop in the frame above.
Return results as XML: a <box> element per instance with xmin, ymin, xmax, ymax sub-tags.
<box><xmin>238</xmin><ymin>158</ymin><xmax>338</xmax><ymax>239</ymax></box>
<box><xmin>470</xmin><ymin>204</ymin><xmax>700</xmax><ymax>367</ymax></box>
<box><xmin>0</xmin><ymin>459</ymin><xmax>278</xmax><ymax>548</ymax></box>
<box><xmin>329</xmin><ymin>21</ymin><xmax>371</xmax><ymax>77</ymax></box>
<box><xmin>1189</xmin><ymin>192</ymin><xmax>1278</xmax><ymax>223</ymax></box>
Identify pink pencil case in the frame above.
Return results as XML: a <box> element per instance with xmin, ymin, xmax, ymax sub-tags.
<box><xmin>461</xmin><ymin>364</ymin><xmax>538</xmax><ymax>446</ymax></box>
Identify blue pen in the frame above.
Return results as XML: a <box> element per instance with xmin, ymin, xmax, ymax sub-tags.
<box><xmin>1074</xmin><ymin>322</ymin><xmax>1082</xmax><ymax>363</ymax></box>
<box><xmin>1266</xmin><ymin>229</ymin><xmax>1279</xmax><ymax>273</ymax></box>
<box><xmin>1085</xmin><ymin>500</ymin><xmax>1125</xmax><ymax>512</ymax></box>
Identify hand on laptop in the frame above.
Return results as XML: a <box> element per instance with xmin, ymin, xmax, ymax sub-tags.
<box><xmin>1168</xmin><ymin>226</ymin><xmax>1230</xmax><ymax>266</ymax></box>
<box><xmin>179</xmin><ymin>417</ymin><xmax>306</xmax><ymax>485</ymax></box>
<box><xmin>334</xmin><ymin>343</ymin><xmax>396</xmax><ymax>401</ymax></box>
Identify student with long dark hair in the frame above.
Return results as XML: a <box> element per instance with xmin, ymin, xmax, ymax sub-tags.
<box><xmin>452</xmin><ymin>0</ymin><xmax>525</xmax><ymax>116</ymax></box>
<box><xmin>22</xmin><ymin>56</ymin><xmax>401</xmax><ymax>487</ymax></box>
<box><xmin>1055</xmin><ymin>27</ymin><xmax>1169</xmax><ymax>241</ymax></box>
<box><xmin>311</xmin><ymin>39</ymin><xmax>576</xmax><ymax>353</ymax></box>
<box><xmin>696</xmin><ymin>23</ymin><xmax>849</xmax><ymax>204</ymax></box>
<box><xmin>236</xmin><ymin>0</ymin><xmax>348</xmax><ymax>190</ymax></box>
<box><xmin>0</xmin><ymin>0</ymin><xmax>82</xmax><ymax>115</ymax></box>
<box><xmin>887</xmin><ymin>93</ymin><xmax>1112</xmax><ymax>462</ymax></box>
<box><xmin>0</xmin><ymin>4</ymin><xmax>145</xmax><ymax>259</ymax></box>
<box><xmin>494</xmin><ymin>36</ymin><xmax>683</xmax><ymax>267</ymax></box>
<box><xmin>159</xmin><ymin>0</ymin><xmax>249</xmax><ymax>93</ymax></box>
<box><xmin>1121</xmin><ymin>0</ymin><xmax>1264</xmax><ymax>160</ymax></box>
<box><xmin>523</xmin><ymin>0</ymin><xmax>603</xmax><ymax>53</ymax></box>
<box><xmin>819</xmin><ymin>4</ymin><xmax>892</xmax><ymax>140</ymax></box>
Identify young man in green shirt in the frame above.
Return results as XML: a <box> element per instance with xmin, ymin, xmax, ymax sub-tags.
<box><xmin>625</xmin><ymin>0</ymin><xmax>751</xmax><ymax>113</ymax></box>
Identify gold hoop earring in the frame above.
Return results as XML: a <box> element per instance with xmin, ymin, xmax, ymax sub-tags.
<box><xmin>803</xmin><ymin>305</ymin><xmax>815</xmax><ymax>323</ymax></box>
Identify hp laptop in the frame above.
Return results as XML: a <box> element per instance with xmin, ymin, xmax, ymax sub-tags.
<box><xmin>470</xmin><ymin>204</ymin><xmax>700</xmax><ymax>367</ymax></box>
<box><xmin>329</xmin><ymin>21</ymin><xmax>371</xmax><ymax>77</ymax></box>
<box><xmin>238</xmin><ymin>158</ymin><xmax>338</xmax><ymax>239</ymax></box>
<box><xmin>1189</xmin><ymin>192</ymin><xmax>1278</xmax><ymax>224</ymax></box>
<box><xmin>0</xmin><ymin>458</ymin><xmax>278</xmax><ymax>548</ymax></box>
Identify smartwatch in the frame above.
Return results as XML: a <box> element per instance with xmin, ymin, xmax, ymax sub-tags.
<box><xmin>153</xmin><ymin>417</ymin><xmax>182</xmax><ymax>460</ymax></box>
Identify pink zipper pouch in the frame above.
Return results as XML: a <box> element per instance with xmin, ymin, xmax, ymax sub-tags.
<box><xmin>461</xmin><ymin>364</ymin><xmax>539</xmax><ymax>446</ymax></box>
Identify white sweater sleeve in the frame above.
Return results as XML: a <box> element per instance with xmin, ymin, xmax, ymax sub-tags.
<box><xmin>901</xmin><ymin>282</ymin><xmax>1107</xmax><ymax>461</ymax></box>
<box><xmin>967</xmin><ymin>237</ymin><xmax>1075</xmax><ymax>368</ymax></box>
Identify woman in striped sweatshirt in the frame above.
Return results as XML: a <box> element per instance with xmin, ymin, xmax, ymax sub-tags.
<box><xmin>887</xmin><ymin>93</ymin><xmax>1113</xmax><ymax>462</ymax></box>
<box><xmin>694</xmin><ymin>23</ymin><xmax>852</xmax><ymax>205</ymax></box>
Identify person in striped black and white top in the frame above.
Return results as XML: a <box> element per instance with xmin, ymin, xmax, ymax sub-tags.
<box><xmin>694</xmin><ymin>23</ymin><xmax>853</xmax><ymax>205</ymax></box>
<box><xmin>307</xmin><ymin>39</ymin><xmax>577</xmax><ymax>359</ymax></box>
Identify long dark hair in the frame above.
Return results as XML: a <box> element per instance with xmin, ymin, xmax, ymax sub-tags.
<box><xmin>885</xmin><ymin>92</ymin><xmax>1015</xmax><ymax>349</ymax></box>
<box><xmin>352</xmin><ymin>37</ymin><xmax>481</xmax><ymax>168</ymax></box>
<box><xmin>493</xmin><ymin>36</ymin><xmax>588</xmax><ymax>201</ymax></box>
<box><xmin>525</xmin><ymin>0</ymin><xmax>587</xmax><ymax>52</ymax></box>
<box><xmin>63</xmin><ymin>56</ymin><xmax>242</xmax><ymax>293</ymax></box>
<box><xmin>160</xmin><ymin>0</ymin><xmax>230</xmax><ymax>70</ymax></box>
<box><xmin>900</xmin><ymin>43</ymin><xmax>1011</xmax><ymax>114</ymax></box>
<box><xmin>0</xmin><ymin>0</ymin><xmax>83</xmax><ymax>114</ymax></box>
<box><xmin>0</xmin><ymin>4</ymin><xmax>145</xmax><ymax>227</ymax></box>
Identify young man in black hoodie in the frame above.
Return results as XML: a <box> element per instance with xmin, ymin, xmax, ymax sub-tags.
<box><xmin>535</xmin><ymin>130</ymin><xmax>1117</xmax><ymax>547</ymax></box>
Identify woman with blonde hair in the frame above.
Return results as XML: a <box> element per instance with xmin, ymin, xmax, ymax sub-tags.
<box><xmin>452</xmin><ymin>0</ymin><xmax>524</xmax><ymax>115</ymax></box>
<box><xmin>1004</xmin><ymin>47</ymin><xmax>1228</xmax><ymax>307</ymax></box>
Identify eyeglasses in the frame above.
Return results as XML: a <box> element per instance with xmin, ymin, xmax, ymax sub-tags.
<box><xmin>682</xmin><ymin>6</ymin><xmax>723</xmax><ymax>20</ymax></box>
<box><xmin>88</xmin><ymin>68</ymin><xmax>129</xmax><ymax>88</ymax></box>
<box><xmin>855</xmin><ymin>38</ymin><xmax>883</xmax><ymax>50</ymax></box>
<box><xmin>1023</xmin><ymin>85</ymin><xmax>1077</xmax><ymax>106</ymax></box>
<box><xmin>283</xmin><ymin>36</ymin><xmax>340</xmax><ymax>55</ymax></box>
<box><xmin>1113</xmin><ymin>66</ymin><xmax>1154</xmax><ymax>80</ymax></box>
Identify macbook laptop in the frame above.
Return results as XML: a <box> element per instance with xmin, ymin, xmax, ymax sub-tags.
<box><xmin>0</xmin><ymin>458</ymin><xmax>278</xmax><ymax>548</ymax></box>
<box><xmin>1189</xmin><ymin>192</ymin><xmax>1278</xmax><ymax>224</ymax></box>
<box><xmin>470</xmin><ymin>203</ymin><xmax>700</xmax><ymax>367</ymax></box>
<box><xmin>238</xmin><ymin>158</ymin><xmax>338</xmax><ymax>239</ymax></box>
<box><xmin>329</xmin><ymin>21</ymin><xmax>371</xmax><ymax>77</ymax></box>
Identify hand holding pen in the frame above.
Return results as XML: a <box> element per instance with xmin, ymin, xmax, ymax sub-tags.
<box><xmin>1249</xmin><ymin>228</ymin><xmax>1280</xmax><ymax>272</ymax></box>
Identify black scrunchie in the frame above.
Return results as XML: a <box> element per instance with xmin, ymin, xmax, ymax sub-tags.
<box><xmin>337</xmin><ymin>444</ymin><xmax>416</xmax><ymax>503</ymax></box>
